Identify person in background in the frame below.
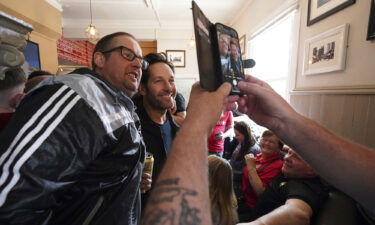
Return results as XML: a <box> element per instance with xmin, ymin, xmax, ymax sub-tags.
<box><xmin>233</xmin><ymin>121</ymin><xmax>261</xmax><ymax>157</ymax></box>
<box><xmin>208</xmin><ymin>155</ymin><xmax>238</xmax><ymax>225</ymax></box>
<box><xmin>169</xmin><ymin>91</ymin><xmax>186</xmax><ymax>126</ymax></box>
<box><xmin>0</xmin><ymin>67</ymin><xmax>26</xmax><ymax>132</ymax></box>
<box><xmin>132</xmin><ymin>52</ymin><xmax>179</xmax><ymax>209</ymax></box>
<box><xmin>27</xmin><ymin>70</ymin><xmax>52</xmax><ymax>80</ymax></box>
<box><xmin>208</xmin><ymin>110</ymin><xmax>234</xmax><ymax>157</ymax></box>
<box><xmin>24</xmin><ymin>70</ymin><xmax>52</xmax><ymax>92</ymax></box>
<box><xmin>239</xmin><ymin>130</ymin><xmax>283</xmax><ymax>221</ymax></box>
<box><xmin>238</xmin><ymin>149</ymin><xmax>329</xmax><ymax>225</ymax></box>
<box><xmin>229</xmin><ymin>121</ymin><xmax>261</xmax><ymax>218</ymax></box>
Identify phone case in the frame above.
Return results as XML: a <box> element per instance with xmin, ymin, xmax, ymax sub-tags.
<box><xmin>192</xmin><ymin>1</ymin><xmax>244</xmax><ymax>95</ymax></box>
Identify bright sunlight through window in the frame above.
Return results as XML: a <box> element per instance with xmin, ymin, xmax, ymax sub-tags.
<box><xmin>248</xmin><ymin>12</ymin><xmax>295</xmax><ymax>100</ymax></box>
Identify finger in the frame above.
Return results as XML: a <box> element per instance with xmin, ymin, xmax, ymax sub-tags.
<box><xmin>190</xmin><ymin>82</ymin><xmax>202</xmax><ymax>93</ymax></box>
<box><xmin>226</xmin><ymin>94</ymin><xmax>240</xmax><ymax>103</ymax></box>
<box><xmin>142</xmin><ymin>172</ymin><xmax>151</xmax><ymax>179</ymax></box>
<box><xmin>216</xmin><ymin>82</ymin><xmax>232</xmax><ymax>98</ymax></box>
<box><xmin>243</xmin><ymin>74</ymin><xmax>270</xmax><ymax>89</ymax></box>
<box><xmin>225</xmin><ymin>101</ymin><xmax>238</xmax><ymax>112</ymax></box>
<box><xmin>224</xmin><ymin>94</ymin><xmax>239</xmax><ymax>111</ymax></box>
<box><xmin>141</xmin><ymin>179</ymin><xmax>152</xmax><ymax>187</ymax></box>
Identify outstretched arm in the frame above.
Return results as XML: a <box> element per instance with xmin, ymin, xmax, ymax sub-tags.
<box><xmin>237</xmin><ymin>199</ymin><xmax>312</xmax><ymax>225</ymax></box>
<box><xmin>141</xmin><ymin>82</ymin><xmax>238</xmax><ymax>225</ymax></box>
<box><xmin>237</xmin><ymin>75</ymin><xmax>375</xmax><ymax>212</ymax></box>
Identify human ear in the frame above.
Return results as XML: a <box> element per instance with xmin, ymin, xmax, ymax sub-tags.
<box><xmin>138</xmin><ymin>84</ymin><xmax>146</xmax><ymax>96</ymax></box>
<box><xmin>93</xmin><ymin>52</ymin><xmax>105</xmax><ymax>69</ymax></box>
<box><xmin>10</xmin><ymin>92</ymin><xmax>25</xmax><ymax>109</ymax></box>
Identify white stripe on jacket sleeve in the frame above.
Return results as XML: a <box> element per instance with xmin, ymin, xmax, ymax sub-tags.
<box><xmin>0</xmin><ymin>86</ymin><xmax>81</xmax><ymax>206</ymax></box>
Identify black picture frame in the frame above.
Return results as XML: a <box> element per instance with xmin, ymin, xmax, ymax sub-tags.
<box><xmin>22</xmin><ymin>40</ymin><xmax>41</xmax><ymax>75</ymax></box>
<box><xmin>367</xmin><ymin>0</ymin><xmax>375</xmax><ymax>40</ymax></box>
<box><xmin>307</xmin><ymin>0</ymin><xmax>356</xmax><ymax>26</ymax></box>
<box><xmin>166</xmin><ymin>50</ymin><xmax>186</xmax><ymax>68</ymax></box>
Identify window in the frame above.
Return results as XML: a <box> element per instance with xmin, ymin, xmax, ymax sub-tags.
<box><xmin>248</xmin><ymin>9</ymin><xmax>298</xmax><ymax>100</ymax></box>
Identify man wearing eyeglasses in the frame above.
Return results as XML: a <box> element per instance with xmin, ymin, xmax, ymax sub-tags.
<box><xmin>0</xmin><ymin>32</ymin><xmax>150</xmax><ymax>225</ymax></box>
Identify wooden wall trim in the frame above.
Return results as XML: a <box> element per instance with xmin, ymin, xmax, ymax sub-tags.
<box><xmin>290</xmin><ymin>94</ymin><xmax>375</xmax><ymax>149</ymax></box>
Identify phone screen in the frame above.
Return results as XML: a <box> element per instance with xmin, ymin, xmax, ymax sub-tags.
<box><xmin>216</xmin><ymin>23</ymin><xmax>244</xmax><ymax>94</ymax></box>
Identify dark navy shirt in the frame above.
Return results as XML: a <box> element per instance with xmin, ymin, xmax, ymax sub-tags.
<box><xmin>160</xmin><ymin>119</ymin><xmax>173</xmax><ymax>154</ymax></box>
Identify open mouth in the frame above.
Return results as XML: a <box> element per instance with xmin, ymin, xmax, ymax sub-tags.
<box><xmin>127</xmin><ymin>72</ymin><xmax>139</xmax><ymax>80</ymax></box>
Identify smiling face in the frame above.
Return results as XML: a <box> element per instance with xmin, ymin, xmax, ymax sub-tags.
<box><xmin>94</xmin><ymin>35</ymin><xmax>143</xmax><ymax>97</ymax></box>
<box><xmin>219</xmin><ymin>34</ymin><xmax>230</xmax><ymax>57</ymax></box>
<box><xmin>230</xmin><ymin>43</ymin><xmax>239</xmax><ymax>61</ymax></box>
<box><xmin>259</xmin><ymin>134</ymin><xmax>281</xmax><ymax>158</ymax></box>
<box><xmin>140</xmin><ymin>62</ymin><xmax>176</xmax><ymax>111</ymax></box>
<box><xmin>282</xmin><ymin>149</ymin><xmax>316</xmax><ymax>178</ymax></box>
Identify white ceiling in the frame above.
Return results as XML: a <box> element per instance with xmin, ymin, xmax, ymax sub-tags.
<box><xmin>56</xmin><ymin>0</ymin><xmax>252</xmax><ymax>40</ymax></box>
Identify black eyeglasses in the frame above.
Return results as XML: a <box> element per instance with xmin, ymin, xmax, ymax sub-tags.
<box><xmin>101</xmin><ymin>46</ymin><xmax>149</xmax><ymax>70</ymax></box>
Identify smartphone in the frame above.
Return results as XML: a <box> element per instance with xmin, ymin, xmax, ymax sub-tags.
<box><xmin>214</xmin><ymin>23</ymin><xmax>245</xmax><ymax>95</ymax></box>
<box><xmin>192</xmin><ymin>1</ymin><xmax>244</xmax><ymax>95</ymax></box>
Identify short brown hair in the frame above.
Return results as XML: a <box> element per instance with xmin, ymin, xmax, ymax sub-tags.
<box><xmin>91</xmin><ymin>32</ymin><xmax>137</xmax><ymax>71</ymax></box>
<box><xmin>261</xmin><ymin>130</ymin><xmax>284</xmax><ymax>149</ymax></box>
<box><xmin>0</xmin><ymin>68</ymin><xmax>26</xmax><ymax>91</ymax></box>
<box><xmin>141</xmin><ymin>53</ymin><xmax>174</xmax><ymax>85</ymax></box>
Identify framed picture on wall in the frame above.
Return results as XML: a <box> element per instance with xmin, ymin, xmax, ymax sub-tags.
<box><xmin>367</xmin><ymin>0</ymin><xmax>375</xmax><ymax>40</ymax></box>
<box><xmin>307</xmin><ymin>0</ymin><xmax>356</xmax><ymax>26</ymax></box>
<box><xmin>303</xmin><ymin>24</ymin><xmax>349</xmax><ymax>75</ymax></box>
<box><xmin>21</xmin><ymin>40</ymin><xmax>41</xmax><ymax>75</ymax></box>
<box><xmin>166</xmin><ymin>50</ymin><xmax>185</xmax><ymax>67</ymax></box>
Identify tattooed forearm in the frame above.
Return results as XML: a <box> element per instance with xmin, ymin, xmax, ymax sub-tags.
<box><xmin>142</xmin><ymin>178</ymin><xmax>202</xmax><ymax>225</ymax></box>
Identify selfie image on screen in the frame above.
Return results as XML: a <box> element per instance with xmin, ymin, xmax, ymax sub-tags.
<box><xmin>216</xmin><ymin>24</ymin><xmax>244</xmax><ymax>90</ymax></box>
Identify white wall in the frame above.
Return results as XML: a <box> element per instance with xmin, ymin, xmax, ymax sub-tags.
<box><xmin>295</xmin><ymin>0</ymin><xmax>375</xmax><ymax>91</ymax></box>
<box><xmin>156</xmin><ymin>30</ymin><xmax>199</xmax><ymax>102</ymax></box>
<box><xmin>232</xmin><ymin>0</ymin><xmax>375</xmax><ymax>93</ymax></box>
<box><xmin>157</xmin><ymin>39</ymin><xmax>198</xmax><ymax>78</ymax></box>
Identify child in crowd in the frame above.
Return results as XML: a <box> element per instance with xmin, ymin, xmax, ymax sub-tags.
<box><xmin>208</xmin><ymin>155</ymin><xmax>238</xmax><ymax>225</ymax></box>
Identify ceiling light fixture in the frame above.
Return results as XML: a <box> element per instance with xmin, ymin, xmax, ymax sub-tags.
<box><xmin>188</xmin><ymin>29</ymin><xmax>195</xmax><ymax>49</ymax></box>
<box><xmin>189</xmin><ymin>36</ymin><xmax>196</xmax><ymax>48</ymax></box>
<box><xmin>84</xmin><ymin>0</ymin><xmax>99</xmax><ymax>41</ymax></box>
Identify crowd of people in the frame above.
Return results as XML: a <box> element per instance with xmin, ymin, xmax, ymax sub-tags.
<box><xmin>0</xmin><ymin>30</ymin><xmax>374</xmax><ymax>225</ymax></box>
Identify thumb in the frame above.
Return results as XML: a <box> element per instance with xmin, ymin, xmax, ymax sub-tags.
<box><xmin>216</xmin><ymin>82</ymin><xmax>232</xmax><ymax>98</ymax></box>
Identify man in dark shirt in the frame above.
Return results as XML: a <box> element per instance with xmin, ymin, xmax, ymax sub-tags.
<box><xmin>230</xmin><ymin>41</ymin><xmax>242</xmax><ymax>76</ymax></box>
<box><xmin>133</xmin><ymin>53</ymin><xmax>179</xmax><ymax>208</ymax></box>
<box><xmin>238</xmin><ymin>148</ymin><xmax>329</xmax><ymax>225</ymax></box>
